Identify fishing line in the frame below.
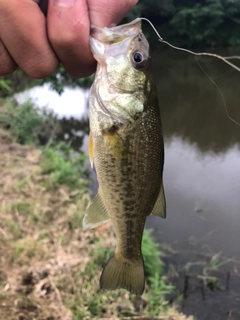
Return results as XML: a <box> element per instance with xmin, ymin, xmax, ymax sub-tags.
<box><xmin>223</xmin><ymin>56</ymin><xmax>240</xmax><ymax>60</ymax></box>
<box><xmin>140</xmin><ymin>17</ymin><xmax>240</xmax><ymax>127</ymax></box>
<box><xmin>159</xmin><ymin>41</ymin><xmax>240</xmax><ymax>73</ymax></box>
<box><xmin>195</xmin><ymin>57</ymin><xmax>240</xmax><ymax>127</ymax></box>
<box><xmin>140</xmin><ymin>17</ymin><xmax>163</xmax><ymax>41</ymax></box>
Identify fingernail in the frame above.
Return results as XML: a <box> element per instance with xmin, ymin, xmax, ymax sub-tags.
<box><xmin>53</xmin><ymin>0</ymin><xmax>75</xmax><ymax>7</ymax></box>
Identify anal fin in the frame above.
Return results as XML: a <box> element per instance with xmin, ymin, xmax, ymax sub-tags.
<box><xmin>151</xmin><ymin>184</ymin><xmax>166</xmax><ymax>219</ymax></box>
<box><xmin>82</xmin><ymin>191</ymin><xmax>110</xmax><ymax>229</ymax></box>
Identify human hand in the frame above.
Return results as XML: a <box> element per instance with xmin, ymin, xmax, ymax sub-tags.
<box><xmin>0</xmin><ymin>0</ymin><xmax>137</xmax><ymax>78</ymax></box>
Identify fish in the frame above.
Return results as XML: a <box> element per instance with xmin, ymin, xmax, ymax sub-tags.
<box><xmin>83</xmin><ymin>18</ymin><xmax>166</xmax><ymax>295</ymax></box>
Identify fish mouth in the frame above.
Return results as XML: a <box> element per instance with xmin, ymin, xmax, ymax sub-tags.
<box><xmin>90</xmin><ymin>18</ymin><xmax>142</xmax><ymax>45</ymax></box>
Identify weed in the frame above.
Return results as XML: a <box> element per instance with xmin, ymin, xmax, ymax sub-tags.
<box><xmin>0</xmin><ymin>294</ymin><xmax>5</xmax><ymax>300</ymax></box>
<box><xmin>68</xmin><ymin>210</ymin><xmax>85</xmax><ymax>229</ymax></box>
<box><xmin>37</xmin><ymin>232</ymin><xmax>50</xmax><ymax>240</ymax></box>
<box><xmin>12</xmin><ymin>201</ymin><xmax>39</xmax><ymax>223</ymax></box>
<box><xmin>0</xmin><ymin>103</ymin><xmax>186</xmax><ymax>320</ymax></box>
<box><xmin>68</xmin><ymin>298</ymin><xmax>88</xmax><ymax>320</ymax></box>
<box><xmin>4</xmin><ymin>219</ymin><xmax>22</xmax><ymax>239</ymax></box>
<box><xmin>73</xmin><ymin>309</ymin><xmax>87</xmax><ymax>320</ymax></box>
<box><xmin>142</xmin><ymin>229</ymin><xmax>165</xmax><ymax>283</ymax></box>
<box><xmin>17</xmin><ymin>297</ymin><xmax>38</xmax><ymax>311</ymax></box>
<box><xmin>146</xmin><ymin>273</ymin><xmax>175</xmax><ymax>315</ymax></box>
<box><xmin>88</xmin><ymin>294</ymin><xmax>104</xmax><ymax>316</ymax></box>
<box><xmin>94</xmin><ymin>247</ymin><xmax>112</xmax><ymax>267</ymax></box>
<box><xmin>203</xmin><ymin>252</ymin><xmax>232</xmax><ymax>277</ymax></box>
<box><xmin>18</xmin><ymin>177</ymin><xmax>29</xmax><ymax>191</ymax></box>
<box><xmin>41</xmin><ymin>143</ymin><xmax>88</xmax><ymax>189</ymax></box>
<box><xmin>0</xmin><ymin>99</ymin><xmax>43</xmax><ymax>144</ymax></box>
<box><xmin>10</xmin><ymin>239</ymin><xmax>48</xmax><ymax>263</ymax></box>
<box><xmin>202</xmin><ymin>252</ymin><xmax>232</xmax><ymax>289</ymax></box>
<box><xmin>0</xmin><ymin>79</ymin><xmax>12</xmax><ymax>96</ymax></box>
<box><xmin>142</xmin><ymin>230</ymin><xmax>175</xmax><ymax>315</ymax></box>
<box><xmin>10</xmin><ymin>241</ymin><xmax>25</xmax><ymax>262</ymax></box>
<box><xmin>184</xmin><ymin>252</ymin><xmax>233</xmax><ymax>291</ymax></box>
<box><xmin>0</xmin><ymin>98</ymin><xmax>59</xmax><ymax>145</ymax></box>
<box><xmin>12</xmin><ymin>202</ymin><xmax>32</xmax><ymax>215</ymax></box>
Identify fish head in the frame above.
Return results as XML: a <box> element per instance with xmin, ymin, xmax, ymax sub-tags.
<box><xmin>90</xmin><ymin>18</ymin><xmax>151</xmax><ymax>93</ymax></box>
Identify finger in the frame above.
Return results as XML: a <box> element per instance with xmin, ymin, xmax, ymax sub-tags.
<box><xmin>0</xmin><ymin>39</ymin><xmax>17</xmax><ymax>76</ymax></box>
<box><xmin>88</xmin><ymin>0</ymin><xmax>138</xmax><ymax>27</ymax></box>
<box><xmin>47</xmin><ymin>0</ymin><xmax>96</xmax><ymax>78</ymax></box>
<box><xmin>0</xmin><ymin>0</ymin><xmax>59</xmax><ymax>78</ymax></box>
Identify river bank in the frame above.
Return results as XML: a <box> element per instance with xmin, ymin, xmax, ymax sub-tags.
<box><xmin>0</xmin><ymin>102</ymin><xmax>193</xmax><ymax>320</ymax></box>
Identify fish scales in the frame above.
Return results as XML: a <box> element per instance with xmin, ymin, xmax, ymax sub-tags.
<box><xmin>83</xmin><ymin>18</ymin><xmax>166</xmax><ymax>295</ymax></box>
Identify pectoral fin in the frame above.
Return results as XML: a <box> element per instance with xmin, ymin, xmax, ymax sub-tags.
<box><xmin>103</xmin><ymin>130</ymin><xmax>128</xmax><ymax>161</ymax></box>
<box><xmin>88</xmin><ymin>130</ymin><xmax>94</xmax><ymax>168</ymax></box>
<box><xmin>82</xmin><ymin>191</ymin><xmax>110</xmax><ymax>229</ymax></box>
<box><xmin>151</xmin><ymin>184</ymin><xmax>166</xmax><ymax>219</ymax></box>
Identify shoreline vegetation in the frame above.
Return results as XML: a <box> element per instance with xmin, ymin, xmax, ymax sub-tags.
<box><xmin>126</xmin><ymin>0</ymin><xmax>240</xmax><ymax>48</ymax></box>
<box><xmin>0</xmin><ymin>100</ymin><xmax>194</xmax><ymax>319</ymax></box>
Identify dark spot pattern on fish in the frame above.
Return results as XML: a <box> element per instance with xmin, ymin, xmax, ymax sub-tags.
<box><xmin>87</xmin><ymin>18</ymin><xmax>165</xmax><ymax>294</ymax></box>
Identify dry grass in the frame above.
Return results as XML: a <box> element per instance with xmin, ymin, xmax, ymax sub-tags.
<box><xmin>0</xmin><ymin>128</ymin><xmax>194</xmax><ymax>320</ymax></box>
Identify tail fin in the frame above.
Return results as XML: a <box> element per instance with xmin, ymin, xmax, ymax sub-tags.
<box><xmin>100</xmin><ymin>252</ymin><xmax>145</xmax><ymax>295</ymax></box>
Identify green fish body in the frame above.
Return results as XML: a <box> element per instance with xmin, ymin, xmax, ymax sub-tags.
<box><xmin>83</xmin><ymin>18</ymin><xmax>166</xmax><ymax>295</ymax></box>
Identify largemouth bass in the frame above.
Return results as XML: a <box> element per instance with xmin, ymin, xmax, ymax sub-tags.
<box><xmin>83</xmin><ymin>18</ymin><xmax>166</xmax><ymax>295</ymax></box>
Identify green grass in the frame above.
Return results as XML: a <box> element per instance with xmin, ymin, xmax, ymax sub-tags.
<box><xmin>11</xmin><ymin>201</ymin><xmax>39</xmax><ymax>223</ymax></box>
<box><xmin>184</xmin><ymin>252</ymin><xmax>233</xmax><ymax>291</ymax></box>
<box><xmin>0</xmin><ymin>99</ymin><xmax>44</xmax><ymax>144</ymax></box>
<box><xmin>4</xmin><ymin>219</ymin><xmax>22</xmax><ymax>239</ymax></box>
<box><xmin>41</xmin><ymin>142</ymin><xmax>88</xmax><ymax>190</ymax></box>
<box><xmin>0</xmin><ymin>98</ymin><xmax>59</xmax><ymax>146</ymax></box>
<box><xmin>142</xmin><ymin>230</ymin><xmax>175</xmax><ymax>314</ymax></box>
<box><xmin>0</xmin><ymin>79</ymin><xmax>12</xmax><ymax>96</ymax></box>
<box><xmin>0</xmin><ymin>98</ymin><xmax>89</xmax><ymax>190</ymax></box>
<box><xmin>0</xmin><ymin>99</ymin><xmax>183</xmax><ymax>320</ymax></box>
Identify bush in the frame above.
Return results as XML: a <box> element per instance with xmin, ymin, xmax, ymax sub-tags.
<box><xmin>41</xmin><ymin>142</ymin><xmax>88</xmax><ymax>189</ymax></box>
<box><xmin>0</xmin><ymin>99</ymin><xmax>59</xmax><ymax>145</ymax></box>
<box><xmin>142</xmin><ymin>230</ymin><xmax>175</xmax><ymax>314</ymax></box>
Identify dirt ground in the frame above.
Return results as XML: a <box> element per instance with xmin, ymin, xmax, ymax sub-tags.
<box><xmin>0</xmin><ymin>128</ymin><xmax>194</xmax><ymax>320</ymax></box>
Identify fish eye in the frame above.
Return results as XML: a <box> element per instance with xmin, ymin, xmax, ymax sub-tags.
<box><xmin>133</xmin><ymin>52</ymin><xmax>143</xmax><ymax>63</ymax></box>
<box><xmin>132</xmin><ymin>51</ymin><xmax>148</xmax><ymax>69</ymax></box>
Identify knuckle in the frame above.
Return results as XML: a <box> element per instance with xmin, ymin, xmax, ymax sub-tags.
<box><xmin>48</xmin><ymin>20</ymin><xmax>80</xmax><ymax>48</ymax></box>
<box><xmin>49</xmin><ymin>32</ymin><xmax>79</xmax><ymax>50</ymax></box>
<box><xmin>0</xmin><ymin>67</ymin><xmax>17</xmax><ymax>76</ymax></box>
<box><xmin>0</xmin><ymin>62</ymin><xmax>17</xmax><ymax>76</ymax></box>
<box><xmin>0</xmin><ymin>43</ymin><xmax>17</xmax><ymax>76</ymax></box>
<box><xmin>25</xmin><ymin>58</ymin><xmax>59</xmax><ymax>79</ymax></box>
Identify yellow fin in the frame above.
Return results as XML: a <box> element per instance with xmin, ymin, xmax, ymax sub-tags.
<box><xmin>103</xmin><ymin>130</ymin><xmax>128</xmax><ymax>161</ymax></box>
<box><xmin>151</xmin><ymin>184</ymin><xmax>166</xmax><ymax>218</ymax></box>
<box><xmin>82</xmin><ymin>192</ymin><xmax>110</xmax><ymax>229</ymax></box>
<box><xmin>88</xmin><ymin>130</ymin><xmax>94</xmax><ymax>168</ymax></box>
<box><xmin>100</xmin><ymin>252</ymin><xmax>145</xmax><ymax>295</ymax></box>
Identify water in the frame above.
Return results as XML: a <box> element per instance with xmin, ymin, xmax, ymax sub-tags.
<box><xmin>16</xmin><ymin>84</ymin><xmax>89</xmax><ymax>120</ymax></box>
<box><xmin>147</xmin><ymin>49</ymin><xmax>240</xmax><ymax>319</ymax></box>
<box><xmin>19</xmin><ymin>48</ymin><xmax>240</xmax><ymax>319</ymax></box>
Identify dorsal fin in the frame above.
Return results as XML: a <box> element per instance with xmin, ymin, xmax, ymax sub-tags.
<box><xmin>151</xmin><ymin>184</ymin><xmax>166</xmax><ymax>219</ymax></box>
<box><xmin>82</xmin><ymin>191</ymin><xmax>110</xmax><ymax>229</ymax></box>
